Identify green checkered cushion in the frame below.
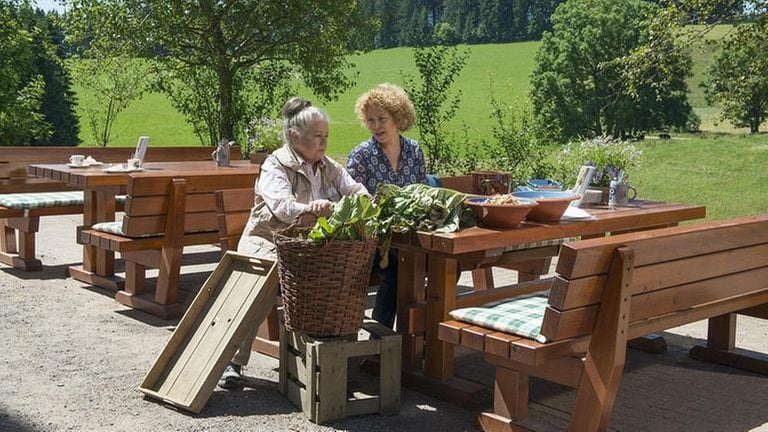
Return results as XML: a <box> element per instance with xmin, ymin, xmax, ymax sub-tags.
<box><xmin>90</xmin><ymin>221</ymin><xmax>160</xmax><ymax>238</ymax></box>
<box><xmin>0</xmin><ymin>191</ymin><xmax>84</xmax><ymax>209</ymax></box>
<box><xmin>449</xmin><ymin>291</ymin><xmax>549</xmax><ymax>343</ymax></box>
<box><xmin>504</xmin><ymin>237</ymin><xmax>576</xmax><ymax>252</ymax></box>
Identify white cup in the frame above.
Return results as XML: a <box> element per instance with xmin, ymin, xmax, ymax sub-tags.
<box><xmin>69</xmin><ymin>154</ymin><xmax>85</xmax><ymax>166</ymax></box>
<box><xmin>127</xmin><ymin>158</ymin><xmax>141</xmax><ymax>170</ymax></box>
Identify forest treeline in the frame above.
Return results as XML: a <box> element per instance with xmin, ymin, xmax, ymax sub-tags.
<box><xmin>360</xmin><ymin>0</ymin><xmax>564</xmax><ymax>47</ymax></box>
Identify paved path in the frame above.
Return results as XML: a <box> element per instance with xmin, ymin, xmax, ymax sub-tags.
<box><xmin>1</xmin><ymin>214</ymin><xmax>766</xmax><ymax>431</ymax></box>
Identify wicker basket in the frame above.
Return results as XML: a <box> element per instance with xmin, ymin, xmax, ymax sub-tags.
<box><xmin>273</xmin><ymin>226</ymin><xmax>377</xmax><ymax>338</ymax></box>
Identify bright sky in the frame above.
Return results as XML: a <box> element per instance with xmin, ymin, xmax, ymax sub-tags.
<box><xmin>34</xmin><ymin>0</ymin><xmax>66</xmax><ymax>13</ymax></box>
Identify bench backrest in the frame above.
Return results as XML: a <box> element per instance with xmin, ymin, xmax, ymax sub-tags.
<box><xmin>122</xmin><ymin>172</ymin><xmax>257</xmax><ymax>237</ymax></box>
<box><xmin>0</xmin><ymin>146</ymin><xmax>244</xmax><ymax>192</ymax></box>
<box><xmin>541</xmin><ymin>214</ymin><xmax>768</xmax><ymax>342</ymax></box>
<box><xmin>214</xmin><ymin>187</ymin><xmax>255</xmax><ymax>251</ymax></box>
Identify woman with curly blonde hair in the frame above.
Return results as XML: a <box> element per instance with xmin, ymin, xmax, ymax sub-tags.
<box><xmin>346</xmin><ymin>83</ymin><xmax>427</xmax><ymax>328</ymax></box>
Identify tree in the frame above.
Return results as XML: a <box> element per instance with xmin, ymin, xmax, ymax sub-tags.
<box><xmin>19</xmin><ymin>7</ymin><xmax>80</xmax><ymax>146</ymax></box>
<box><xmin>68</xmin><ymin>0</ymin><xmax>374</xmax><ymax>147</ymax></box>
<box><xmin>402</xmin><ymin>45</ymin><xmax>469</xmax><ymax>173</ymax></box>
<box><xmin>69</xmin><ymin>56</ymin><xmax>155</xmax><ymax>146</ymax></box>
<box><xmin>0</xmin><ymin>0</ymin><xmax>52</xmax><ymax>145</ymax></box>
<box><xmin>530</xmin><ymin>0</ymin><xmax>697</xmax><ymax>140</ymax></box>
<box><xmin>703</xmin><ymin>19</ymin><xmax>768</xmax><ymax>133</ymax></box>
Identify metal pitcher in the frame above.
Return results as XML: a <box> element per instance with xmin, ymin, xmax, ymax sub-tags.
<box><xmin>212</xmin><ymin>139</ymin><xmax>235</xmax><ymax>167</ymax></box>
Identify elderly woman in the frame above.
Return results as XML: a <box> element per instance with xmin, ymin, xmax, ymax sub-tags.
<box><xmin>220</xmin><ymin>97</ymin><xmax>368</xmax><ymax>389</ymax></box>
<box><xmin>346</xmin><ymin>83</ymin><xmax>427</xmax><ymax>328</ymax></box>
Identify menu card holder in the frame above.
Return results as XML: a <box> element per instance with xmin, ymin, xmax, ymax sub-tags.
<box><xmin>133</xmin><ymin>136</ymin><xmax>150</xmax><ymax>166</ymax></box>
<box><xmin>570</xmin><ymin>165</ymin><xmax>596</xmax><ymax>207</ymax></box>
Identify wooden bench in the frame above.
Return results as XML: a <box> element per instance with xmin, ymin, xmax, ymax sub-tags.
<box><xmin>79</xmin><ymin>170</ymin><xmax>257</xmax><ymax>319</ymax></box>
<box><xmin>437</xmin><ymin>214</ymin><xmax>768</xmax><ymax>431</ymax></box>
<box><xmin>0</xmin><ymin>146</ymin><xmax>242</xmax><ymax>271</ymax></box>
<box><xmin>214</xmin><ymin>187</ymin><xmax>281</xmax><ymax>358</ymax></box>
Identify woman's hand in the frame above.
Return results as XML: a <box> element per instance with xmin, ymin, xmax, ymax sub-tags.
<box><xmin>308</xmin><ymin>199</ymin><xmax>334</xmax><ymax>217</ymax></box>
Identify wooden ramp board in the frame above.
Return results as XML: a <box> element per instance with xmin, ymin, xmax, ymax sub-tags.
<box><xmin>139</xmin><ymin>252</ymin><xmax>279</xmax><ymax>413</ymax></box>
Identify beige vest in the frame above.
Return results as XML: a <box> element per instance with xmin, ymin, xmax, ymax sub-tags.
<box><xmin>237</xmin><ymin>146</ymin><xmax>346</xmax><ymax>258</ymax></box>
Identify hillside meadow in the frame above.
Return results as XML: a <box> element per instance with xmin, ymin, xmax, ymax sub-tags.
<box><xmin>68</xmin><ymin>28</ymin><xmax>767</xmax><ymax>220</ymax></box>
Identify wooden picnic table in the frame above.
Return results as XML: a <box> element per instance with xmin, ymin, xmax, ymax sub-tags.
<box><xmin>27</xmin><ymin>160</ymin><xmax>260</xmax><ymax>291</ymax></box>
<box><xmin>390</xmin><ymin>199</ymin><xmax>707</xmax><ymax>404</ymax></box>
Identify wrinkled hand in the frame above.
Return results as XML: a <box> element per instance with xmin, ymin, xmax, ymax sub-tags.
<box><xmin>308</xmin><ymin>199</ymin><xmax>334</xmax><ymax>217</ymax></box>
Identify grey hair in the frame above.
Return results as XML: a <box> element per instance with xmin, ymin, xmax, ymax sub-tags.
<box><xmin>281</xmin><ymin>97</ymin><xmax>330</xmax><ymax>145</ymax></box>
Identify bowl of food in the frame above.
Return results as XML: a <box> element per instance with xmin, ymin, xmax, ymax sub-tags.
<box><xmin>465</xmin><ymin>195</ymin><xmax>538</xmax><ymax>228</ymax></box>
<box><xmin>510</xmin><ymin>190</ymin><xmax>581</xmax><ymax>221</ymax></box>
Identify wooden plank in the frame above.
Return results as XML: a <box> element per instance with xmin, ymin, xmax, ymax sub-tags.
<box><xmin>127</xmin><ymin>172</ymin><xmax>257</xmax><ymax>196</ymax></box>
<box><xmin>485</xmin><ymin>353</ymin><xmax>583</xmax><ymax>388</ymax></box>
<box><xmin>629</xmin><ymin>288</ymin><xmax>768</xmax><ymax>338</ymax></box>
<box><xmin>437</xmin><ymin>320</ymin><xmax>471</xmax><ymax>346</ymax></box>
<box><xmin>424</xmin><ymin>202</ymin><xmax>705</xmax><ymax>255</ymax></box>
<box><xmin>484</xmin><ymin>332</ymin><xmax>519</xmax><ymax>358</ymax></box>
<box><xmin>316</xmin><ymin>342</ymin><xmax>348</xmax><ymax>423</ymax></box>
<box><xmin>630</xmin><ymin>266</ymin><xmax>768</xmax><ymax>321</ymax></box>
<box><xmin>139</xmin><ymin>253</ymin><xmax>278</xmax><ymax>413</ymax></box>
<box><xmin>550</xmin><ymin>243</ymin><xmax>768</xmax><ymax>311</ymax></box>
<box><xmin>378</xmin><ymin>334</ymin><xmax>402</xmax><ymax>415</ymax></box>
<box><xmin>556</xmin><ymin>215</ymin><xmax>768</xmax><ymax>279</ymax></box>
<box><xmin>122</xmin><ymin>211</ymin><xmax>219</xmax><ymax>236</ymax></box>
<box><xmin>540</xmin><ymin>305</ymin><xmax>599</xmax><ymax>342</ymax></box>
<box><xmin>460</xmin><ymin>325</ymin><xmax>495</xmax><ymax>352</ymax></box>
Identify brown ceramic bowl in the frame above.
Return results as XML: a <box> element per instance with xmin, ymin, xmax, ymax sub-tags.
<box><xmin>465</xmin><ymin>196</ymin><xmax>538</xmax><ymax>228</ymax></box>
<box><xmin>511</xmin><ymin>191</ymin><xmax>581</xmax><ymax>221</ymax></box>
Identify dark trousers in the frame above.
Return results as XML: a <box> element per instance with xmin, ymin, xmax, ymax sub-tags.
<box><xmin>372</xmin><ymin>249</ymin><xmax>398</xmax><ymax>329</ymax></box>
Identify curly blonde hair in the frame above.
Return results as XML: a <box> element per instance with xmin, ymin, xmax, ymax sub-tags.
<box><xmin>355</xmin><ymin>83</ymin><xmax>416</xmax><ymax>132</ymax></box>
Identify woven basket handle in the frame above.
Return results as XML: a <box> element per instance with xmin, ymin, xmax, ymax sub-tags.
<box><xmin>288</xmin><ymin>211</ymin><xmax>315</xmax><ymax>228</ymax></box>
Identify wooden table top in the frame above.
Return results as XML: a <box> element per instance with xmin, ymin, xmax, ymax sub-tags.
<box><xmin>400</xmin><ymin>200</ymin><xmax>707</xmax><ymax>255</ymax></box>
<box><xmin>28</xmin><ymin>160</ymin><xmax>259</xmax><ymax>189</ymax></box>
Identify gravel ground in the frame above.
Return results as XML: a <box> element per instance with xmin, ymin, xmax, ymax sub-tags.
<box><xmin>2</xmin><ymin>214</ymin><xmax>768</xmax><ymax>432</ymax></box>
<box><xmin>0</xmin><ymin>214</ymin><xmax>477</xmax><ymax>432</ymax></box>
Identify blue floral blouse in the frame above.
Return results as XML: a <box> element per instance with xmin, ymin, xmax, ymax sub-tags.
<box><xmin>346</xmin><ymin>135</ymin><xmax>428</xmax><ymax>195</ymax></box>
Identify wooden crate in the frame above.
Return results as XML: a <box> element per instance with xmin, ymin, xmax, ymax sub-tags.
<box><xmin>279</xmin><ymin>320</ymin><xmax>402</xmax><ymax>424</ymax></box>
<box><xmin>139</xmin><ymin>252</ymin><xmax>279</xmax><ymax>413</ymax></box>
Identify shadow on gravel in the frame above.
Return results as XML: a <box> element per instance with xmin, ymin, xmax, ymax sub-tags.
<box><xmin>140</xmin><ymin>377</ymin><xmax>295</xmax><ymax>418</ymax></box>
<box><xmin>1</xmin><ymin>263</ymin><xmax>75</xmax><ymax>281</ymax></box>
<box><xmin>0</xmin><ymin>408</ymin><xmax>38</xmax><ymax>432</ymax></box>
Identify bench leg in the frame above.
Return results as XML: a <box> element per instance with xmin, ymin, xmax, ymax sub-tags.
<box><xmin>689</xmin><ymin>313</ymin><xmax>768</xmax><ymax>375</ymax></box>
<box><xmin>124</xmin><ymin>261</ymin><xmax>147</xmax><ymax>296</ymax></box>
<box><xmin>0</xmin><ymin>217</ymin><xmax>42</xmax><ymax>272</ymax></box>
<box><xmin>477</xmin><ymin>365</ymin><xmax>529</xmax><ymax>431</ymax></box>
<box><xmin>1</xmin><ymin>220</ymin><xmax>17</xmax><ymax>253</ymax></box>
<box><xmin>115</xmin><ymin>258</ymin><xmax>180</xmax><ymax>319</ymax></box>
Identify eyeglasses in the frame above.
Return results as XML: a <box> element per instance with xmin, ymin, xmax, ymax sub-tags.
<box><xmin>365</xmin><ymin>115</ymin><xmax>392</xmax><ymax>126</ymax></box>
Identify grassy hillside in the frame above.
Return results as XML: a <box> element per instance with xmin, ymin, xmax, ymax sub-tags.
<box><xmin>634</xmin><ymin>134</ymin><xmax>767</xmax><ymax>220</ymax></box>
<box><xmin>72</xmin><ymin>26</ymin><xmax>738</xmax><ymax>150</ymax></box>
<box><xmin>72</xmin><ymin>42</ymin><xmax>540</xmax><ymax>153</ymax></box>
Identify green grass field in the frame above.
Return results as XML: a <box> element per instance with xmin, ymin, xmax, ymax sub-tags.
<box><xmin>69</xmin><ymin>28</ymin><xmax>767</xmax><ymax>221</ymax></box>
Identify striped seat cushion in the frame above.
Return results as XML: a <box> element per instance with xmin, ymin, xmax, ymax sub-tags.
<box><xmin>449</xmin><ymin>291</ymin><xmax>549</xmax><ymax>343</ymax></box>
<box><xmin>0</xmin><ymin>191</ymin><xmax>84</xmax><ymax>209</ymax></box>
<box><xmin>90</xmin><ymin>221</ymin><xmax>160</xmax><ymax>238</ymax></box>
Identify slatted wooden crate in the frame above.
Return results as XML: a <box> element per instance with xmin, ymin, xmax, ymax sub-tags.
<box><xmin>139</xmin><ymin>252</ymin><xmax>279</xmax><ymax>413</ymax></box>
<box><xmin>279</xmin><ymin>320</ymin><xmax>402</xmax><ymax>424</ymax></box>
